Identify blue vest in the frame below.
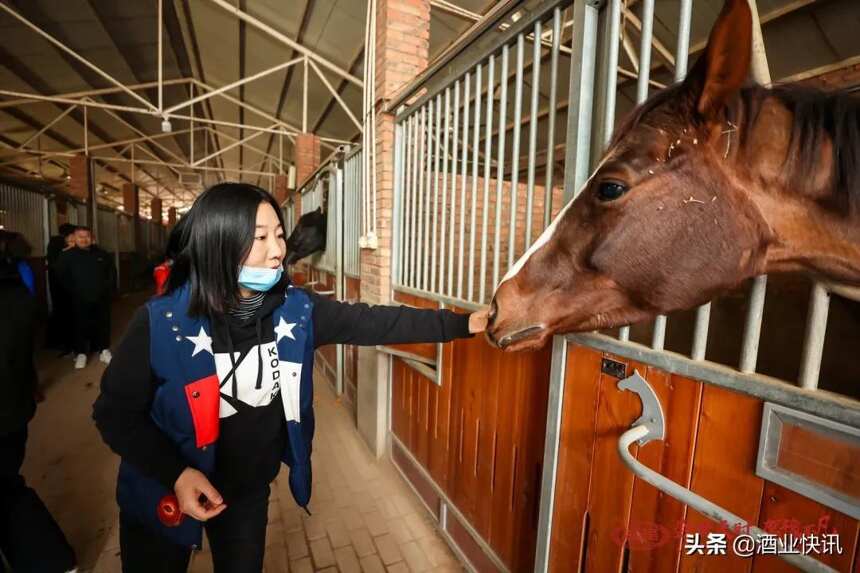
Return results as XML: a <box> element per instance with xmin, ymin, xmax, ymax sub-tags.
<box><xmin>115</xmin><ymin>284</ymin><xmax>316</xmax><ymax>548</ymax></box>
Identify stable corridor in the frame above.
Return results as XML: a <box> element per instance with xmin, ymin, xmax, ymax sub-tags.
<box><xmin>23</xmin><ymin>293</ymin><xmax>462</xmax><ymax>573</ymax></box>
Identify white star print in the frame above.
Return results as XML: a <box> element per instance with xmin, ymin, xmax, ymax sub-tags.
<box><xmin>274</xmin><ymin>317</ymin><xmax>296</xmax><ymax>342</ymax></box>
<box><xmin>185</xmin><ymin>326</ymin><xmax>213</xmax><ymax>356</ymax></box>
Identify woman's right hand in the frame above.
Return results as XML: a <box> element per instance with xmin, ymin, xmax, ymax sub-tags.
<box><xmin>174</xmin><ymin>467</ymin><xmax>227</xmax><ymax>521</ymax></box>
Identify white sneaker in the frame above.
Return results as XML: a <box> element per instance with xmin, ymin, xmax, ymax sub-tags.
<box><xmin>74</xmin><ymin>353</ymin><xmax>87</xmax><ymax>369</ymax></box>
<box><xmin>99</xmin><ymin>349</ymin><xmax>112</xmax><ymax>365</ymax></box>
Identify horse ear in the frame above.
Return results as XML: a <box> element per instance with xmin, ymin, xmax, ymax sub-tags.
<box><xmin>684</xmin><ymin>0</ymin><xmax>752</xmax><ymax>118</ymax></box>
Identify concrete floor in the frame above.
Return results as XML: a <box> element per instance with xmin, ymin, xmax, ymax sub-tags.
<box><xmin>21</xmin><ymin>293</ymin><xmax>463</xmax><ymax>573</ymax></box>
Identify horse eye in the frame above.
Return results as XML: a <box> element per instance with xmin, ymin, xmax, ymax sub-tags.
<box><xmin>596</xmin><ymin>181</ymin><xmax>628</xmax><ymax>202</ymax></box>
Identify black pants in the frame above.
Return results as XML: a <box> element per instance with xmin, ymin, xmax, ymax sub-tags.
<box><xmin>72</xmin><ymin>298</ymin><xmax>111</xmax><ymax>355</ymax></box>
<box><xmin>119</xmin><ymin>485</ymin><xmax>269</xmax><ymax>573</ymax></box>
<box><xmin>0</xmin><ymin>426</ymin><xmax>77</xmax><ymax>573</ymax></box>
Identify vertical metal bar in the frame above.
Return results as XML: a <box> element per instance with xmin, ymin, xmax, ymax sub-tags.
<box><xmin>404</xmin><ymin>114</ymin><xmax>415</xmax><ymax>286</ymax></box>
<box><xmin>525</xmin><ymin>20</ymin><xmax>541</xmax><ymax>249</ymax></box>
<box><xmin>303</xmin><ymin>57</ymin><xmax>309</xmax><ymax>132</ymax></box>
<box><xmin>739</xmin><ymin>1</ymin><xmax>773</xmax><ymax>373</ymax></box>
<box><xmin>479</xmin><ymin>55</ymin><xmax>495</xmax><ymax>304</ymax></box>
<box><xmin>543</xmin><ymin>8</ymin><xmax>561</xmax><ymax>228</ymax></box>
<box><xmin>739</xmin><ymin>276</ymin><xmax>768</xmax><ymax>373</ymax></box>
<box><xmin>439</xmin><ymin>88</ymin><xmax>451</xmax><ymax>296</ymax></box>
<box><xmin>507</xmin><ymin>34</ymin><xmax>525</xmax><ymax>271</ymax></box>
<box><xmin>798</xmin><ymin>283</ymin><xmax>830</xmax><ymax>390</ymax></box>
<box><xmin>431</xmin><ymin>94</ymin><xmax>442</xmax><ymax>293</ymax></box>
<box><xmin>535</xmin><ymin>3</ymin><xmax>599</xmax><ymax>571</ymax></box>
<box><xmin>492</xmin><ymin>44</ymin><xmax>509</xmax><ymax>291</ymax></box>
<box><xmin>411</xmin><ymin>111</ymin><xmax>421</xmax><ymax>289</ymax></box>
<box><xmin>392</xmin><ymin>122</ymin><xmax>404</xmax><ymax>288</ymax></box>
<box><xmin>422</xmin><ymin>101</ymin><xmax>433</xmax><ymax>292</ymax></box>
<box><xmin>456</xmin><ymin>72</ymin><xmax>470</xmax><ymax>300</ymax></box>
<box><xmin>447</xmin><ymin>80</ymin><xmax>460</xmax><ymax>297</ymax></box>
<box><xmin>630</xmin><ymin>0</ymin><xmax>665</xmax><ymax>348</ymax></box>
<box><xmin>468</xmin><ymin>63</ymin><xmax>482</xmax><ymax>302</ymax></box>
<box><xmin>334</xmin><ymin>160</ymin><xmax>344</xmax><ymax>395</ymax></box>
<box><xmin>417</xmin><ymin>105</ymin><xmax>427</xmax><ymax>291</ymax></box>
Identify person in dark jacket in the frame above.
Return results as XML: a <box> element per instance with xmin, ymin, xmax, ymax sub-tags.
<box><xmin>54</xmin><ymin>226</ymin><xmax>116</xmax><ymax>369</ymax></box>
<box><xmin>93</xmin><ymin>183</ymin><xmax>489</xmax><ymax>573</ymax></box>
<box><xmin>0</xmin><ymin>231</ymin><xmax>78</xmax><ymax>573</ymax></box>
<box><xmin>46</xmin><ymin>223</ymin><xmax>77</xmax><ymax>353</ymax></box>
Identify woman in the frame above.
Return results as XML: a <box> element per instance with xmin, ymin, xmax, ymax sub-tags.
<box><xmin>0</xmin><ymin>231</ymin><xmax>78</xmax><ymax>573</ymax></box>
<box><xmin>94</xmin><ymin>183</ymin><xmax>487</xmax><ymax>573</ymax></box>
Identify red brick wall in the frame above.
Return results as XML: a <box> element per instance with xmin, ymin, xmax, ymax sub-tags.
<box><xmin>69</xmin><ymin>154</ymin><xmax>90</xmax><ymax>202</ymax></box>
<box><xmin>122</xmin><ymin>183</ymin><xmax>139</xmax><ymax>218</ymax></box>
<box><xmin>150</xmin><ymin>197</ymin><xmax>163</xmax><ymax>224</ymax></box>
<box><xmin>294</xmin><ymin>133</ymin><xmax>321</xmax><ymax>189</ymax></box>
<box><xmin>362</xmin><ymin>0</ymin><xmax>431</xmax><ymax>306</ymax></box>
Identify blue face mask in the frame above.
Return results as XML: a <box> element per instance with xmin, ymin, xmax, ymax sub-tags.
<box><xmin>238</xmin><ymin>265</ymin><xmax>283</xmax><ymax>292</ymax></box>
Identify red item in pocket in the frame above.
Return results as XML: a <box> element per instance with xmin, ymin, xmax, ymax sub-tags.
<box><xmin>157</xmin><ymin>494</ymin><xmax>184</xmax><ymax>527</ymax></box>
<box><xmin>184</xmin><ymin>374</ymin><xmax>220</xmax><ymax>448</ymax></box>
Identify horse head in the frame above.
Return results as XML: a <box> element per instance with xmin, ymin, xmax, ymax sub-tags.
<box><xmin>486</xmin><ymin>0</ymin><xmax>860</xmax><ymax>351</ymax></box>
<box><xmin>285</xmin><ymin>207</ymin><xmax>327</xmax><ymax>265</ymax></box>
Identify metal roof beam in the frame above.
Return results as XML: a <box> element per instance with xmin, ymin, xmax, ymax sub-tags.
<box><xmin>207</xmin><ymin>0</ymin><xmax>363</xmax><ymax>87</ymax></box>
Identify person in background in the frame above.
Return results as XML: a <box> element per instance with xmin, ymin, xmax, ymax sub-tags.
<box><xmin>0</xmin><ymin>231</ymin><xmax>78</xmax><ymax>573</ymax></box>
<box><xmin>46</xmin><ymin>224</ymin><xmax>77</xmax><ymax>355</ymax></box>
<box><xmin>153</xmin><ymin>217</ymin><xmax>187</xmax><ymax>296</ymax></box>
<box><xmin>55</xmin><ymin>226</ymin><xmax>116</xmax><ymax>370</ymax></box>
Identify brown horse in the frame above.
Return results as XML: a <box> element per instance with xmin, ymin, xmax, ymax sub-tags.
<box><xmin>486</xmin><ymin>0</ymin><xmax>860</xmax><ymax>352</ymax></box>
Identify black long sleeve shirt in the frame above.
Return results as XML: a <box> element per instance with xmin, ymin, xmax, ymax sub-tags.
<box><xmin>93</xmin><ymin>285</ymin><xmax>472</xmax><ymax>498</ymax></box>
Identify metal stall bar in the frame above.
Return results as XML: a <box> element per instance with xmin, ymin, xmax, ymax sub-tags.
<box><xmin>543</xmin><ymin>8</ymin><xmax>562</xmax><ymax>229</ymax></box>
<box><xmin>798</xmin><ymin>282</ymin><xmax>830</xmax><ymax>390</ymax></box>
<box><xmin>438</xmin><ymin>88</ymin><xmax>451</xmax><ymax>295</ymax></box>
<box><xmin>492</xmin><ymin>44</ymin><xmax>510</xmax><ymax>293</ymax></box>
<box><xmin>525</xmin><ymin>20</ymin><xmax>542</xmax><ymax>249</ymax></box>
<box><xmin>447</xmin><ymin>81</ymin><xmax>461</xmax><ymax>297</ymax></box>
<box><xmin>430</xmin><ymin>94</ymin><xmax>442</xmax><ymax>293</ymax></box>
<box><xmin>401</xmin><ymin>116</ymin><xmax>412</xmax><ymax>287</ymax></box>
<box><xmin>424</xmin><ymin>100</ymin><xmax>435</xmax><ymax>293</ymax></box>
<box><xmin>410</xmin><ymin>113</ymin><xmax>420</xmax><ymax>289</ymax></box>
<box><xmin>479</xmin><ymin>56</ymin><xmax>495</xmax><ymax>304</ymax></box>
<box><xmin>467</xmin><ymin>64</ymin><xmax>482</xmax><ymax>302</ymax></box>
<box><xmin>456</xmin><ymin>72</ymin><xmax>470</xmax><ymax>300</ymax></box>
<box><xmin>507</xmin><ymin>33</ymin><xmax>525</xmax><ymax>272</ymax></box>
<box><xmin>535</xmin><ymin>2</ymin><xmax>599</xmax><ymax>571</ymax></box>
<box><xmin>739</xmin><ymin>0</ymin><xmax>774</xmax><ymax>374</ymax></box>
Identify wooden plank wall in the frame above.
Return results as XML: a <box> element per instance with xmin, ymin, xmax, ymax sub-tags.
<box><xmin>390</xmin><ymin>290</ymin><xmax>553</xmax><ymax>571</ymax></box>
<box><xmin>549</xmin><ymin>342</ymin><xmax>860</xmax><ymax>573</ymax></box>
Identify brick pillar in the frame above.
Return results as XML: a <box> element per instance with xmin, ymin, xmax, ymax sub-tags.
<box><xmin>150</xmin><ymin>197</ymin><xmax>163</xmax><ymax>224</ymax></box>
<box><xmin>357</xmin><ymin>0</ymin><xmax>430</xmax><ymax>456</ymax></box>
<box><xmin>167</xmin><ymin>206</ymin><xmax>177</xmax><ymax>227</ymax></box>
<box><xmin>274</xmin><ymin>175</ymin><xmax>289</xmax><ymax>206</ymax></box>
<box><xmin>294</xmin><ymin>133</ymin><xmax>321</xmax><ymax>188</ymax></box>
<box><xmin>68</xmin><ymin>154</ymin><xmax>90</xmax><ymax>202</ymax></box>
<box><xmin>122</xmin><ymin>183</ymin><xmax>139</xmax><ymax>218</ymax></box>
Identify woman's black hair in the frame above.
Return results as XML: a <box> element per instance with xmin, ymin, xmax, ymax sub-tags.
<box><xmin>165</xmin><ymin>182</ymin><xmax>286</xmax><ymax>316</ymax></box>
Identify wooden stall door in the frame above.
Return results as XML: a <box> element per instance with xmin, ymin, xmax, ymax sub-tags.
<box><xmin>549</xmin><ymin>342</ymin><xmax>860</xmax><ymax>573</ymax></box>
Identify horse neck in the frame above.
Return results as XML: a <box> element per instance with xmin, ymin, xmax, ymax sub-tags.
<box><xmin>735</xmin><ymin>90</ymin><xmax>860</xmax><ymax>284</ymax></box>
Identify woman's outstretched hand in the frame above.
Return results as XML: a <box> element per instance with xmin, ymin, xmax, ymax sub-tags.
<box><xmin>469</xmin><ymin>307</ymin><xmax>490</xmax><ymax>334</ymax></box>
<box><xmin>174</xmin><ymin>467</ymin><xmax>227</xmax><ymax>521</ymax></box>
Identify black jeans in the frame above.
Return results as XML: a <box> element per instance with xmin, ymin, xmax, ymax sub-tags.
<box><xmin>72</xmin><ymin>298</ymin><xmax>111</xmax><ymax>355</ymax></box>
<box><xmin>119</xmin><ymin>485</ymin><xmax>270</xmax><ymax>573</ymax></box>
<box><xmin>0</xmin><ymin>425</ymin><xmax>77</xmax><ymax>573</ymax></box>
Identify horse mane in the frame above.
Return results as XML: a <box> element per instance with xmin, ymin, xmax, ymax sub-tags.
<box><xmin>613</xmin><ymin>81</ymin><xmax>860</xmax><ymax>213</ymax></box>
<box><xmin>744</xmin><ymin>84</ymin><xmax>860</xmax><ymax>212</ymax></box>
